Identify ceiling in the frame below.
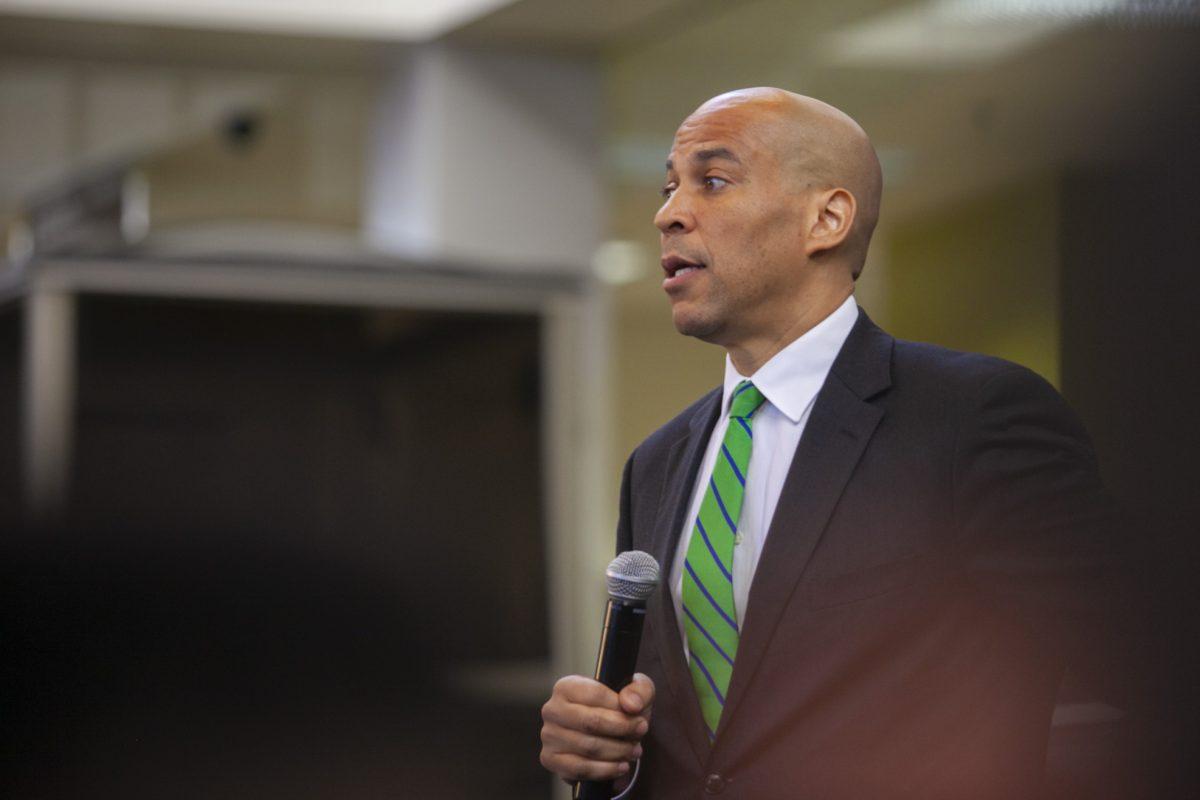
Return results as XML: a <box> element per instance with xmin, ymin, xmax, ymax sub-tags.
<box><xmin>2</xmin><ymin>0</ymin><xmax>1196</xmax><ymax>225</ymax></box>
<box><xmin>593</xmin><ymin>0</ymin><xmax>1200</xmax><ymax>216</ymax></box>
<box><xmin>459</xmin><ymin>0</ymin><xmax>1199</xmax><ymax>230</ymax></box>
<box><xmin>0</xmin><ymin>0</ymin><xmax>518</xmax><ymax>41</ymax></box>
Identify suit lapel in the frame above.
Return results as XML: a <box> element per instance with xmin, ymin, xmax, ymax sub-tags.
<box><xmin>649</xmin><ymin>388</ymin><xmax>721</xmax><ymax>765</ymax></box>
<box><xmin>716</xmin><ymin>310</ymin><xmax>894</xmax><ymax>736</ymax></box>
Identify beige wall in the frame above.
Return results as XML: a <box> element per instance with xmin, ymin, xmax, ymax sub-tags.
<box><xmin>884</xmin><ymin>174</ymin><xmax>1060</xmax><ymax>387</ymax></box>
<box><xmin>145</xmin><ymin>83</ymin><xmax>370</xmax><ymax>230</ymax></box>
<box><xmin>613</xmin><ymin>277</ymin><xmax>722</xmax><ymax>461</ymax></box>
<box><xmin>0</xmin><ymin>56</ymin><xmax>373</xmax><ymax>230</ymax></box>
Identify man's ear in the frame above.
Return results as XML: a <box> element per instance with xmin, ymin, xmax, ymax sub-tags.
<box><xmin>804</xmin><ymin>188</ymin><xmax>856</xmax><ymax>258</ymax></box>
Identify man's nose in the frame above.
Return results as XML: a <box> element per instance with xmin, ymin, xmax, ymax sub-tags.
<box><xmin>654</xmin><ymin>191</ymin><xmax>695</xmax><ymax>234</ymax></box>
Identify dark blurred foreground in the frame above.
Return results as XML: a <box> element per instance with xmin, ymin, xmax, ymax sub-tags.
<box><xmin>1</xmin><ymin>530</ymin><xmax>548</xmax><ymax>799</ymax></box>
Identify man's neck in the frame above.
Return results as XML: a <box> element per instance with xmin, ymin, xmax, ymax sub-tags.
<box><xmin>725</xmin><ymin>287</ymin><xmax>854</xmax><ymax>376</ymax></box>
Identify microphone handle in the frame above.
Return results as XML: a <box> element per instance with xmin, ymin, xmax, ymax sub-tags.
<box><xmin>575</xmin><ymin>599</ymin><xmax>647</xmax><ymax>800</ymax></box>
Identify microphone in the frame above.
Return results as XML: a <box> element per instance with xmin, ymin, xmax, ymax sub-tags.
<box><xmin>575</xmin><ymin>550</ymin><xmax>661</xmax><ymax>800</ymax></box>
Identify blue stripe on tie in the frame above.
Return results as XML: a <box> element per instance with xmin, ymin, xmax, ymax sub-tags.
<box><xmin>721</xmin><ymin>444</ymin><xmax>745</xmax><ymax>486</ymax></box>
<box><xmin>709</xmin><ymin>477</ymin><xmax>737</xmax><ymax>533</ymax></box>
<box><xmin>683</xmin><ymin>604</ymin><xmax>735</xmax><ymax>667</ymax></box>
<box><xmin>733</xmin><ymin>381</ymin><xmax>753</xmax><ymax>398</ymax></box>
<box><xmin>685</xmin><ymin>560</ymin><xmax>739</xmax><ymax>632</ymax></box>
<box><xmin>695</xmin><ymin>519</ymin><xmax>732</xmax><ymax>581</ymax></box>
<box><xmin>735</xmin><ymin>416</ymin><xmax>753</xmax><ymax>438</ymax></box>
<box><xmin>689</xmin><ymin>649</ymin><xmax>726</xmax><ymax>705</ymax></box>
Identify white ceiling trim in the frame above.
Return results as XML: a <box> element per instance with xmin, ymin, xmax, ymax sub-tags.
<box><xmin>0</xmin><ymin>0</ymin><xmax>519</xmax><ymax>41</ymax></box>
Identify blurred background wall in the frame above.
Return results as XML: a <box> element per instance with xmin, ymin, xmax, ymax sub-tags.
<box><xmin>1</xmin><ymin>1</ymin><xmax>1197</xmax><ymax>798</ymax></box>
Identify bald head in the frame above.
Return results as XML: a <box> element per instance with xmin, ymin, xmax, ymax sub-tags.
<box><xmin>684</xmin><ymin>88</ymin><xmax>882</xmax><ymax>277</ymax></box>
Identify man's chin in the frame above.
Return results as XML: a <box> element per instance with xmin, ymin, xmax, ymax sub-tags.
<box><xmin>671</xmin><ymin>308</ymin><xmax>722</xmax><ymax>341</ymax></box>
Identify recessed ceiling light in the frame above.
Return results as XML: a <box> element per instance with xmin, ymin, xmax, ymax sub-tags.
<box><xmin>822</xmin><ymin>0</ymin><xmax>1129</xmax><ymax>68</ymax></box>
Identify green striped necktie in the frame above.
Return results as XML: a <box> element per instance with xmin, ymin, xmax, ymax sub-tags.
<box><xmin>682</xmin><ymin>379</ymin><xmax>766</xmax><ymax>736</ymax></box>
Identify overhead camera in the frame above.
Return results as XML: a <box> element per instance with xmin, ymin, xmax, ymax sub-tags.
<box><xmin>221</xmin><ymin>109</ymin><xmax>263</xmax><ymax>150</ymax></box>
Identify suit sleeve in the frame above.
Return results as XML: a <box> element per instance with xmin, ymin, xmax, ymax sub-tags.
<box><xmin>952</xmin><ymin>365</ymin><xmax>1140</xmax><ymax>703</ymax></box>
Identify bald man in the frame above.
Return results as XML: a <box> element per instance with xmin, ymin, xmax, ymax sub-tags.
<box><xmin>540</xmin><ymin>89</ymin><xmax>1123</xmax><ymax>799</ymax></box>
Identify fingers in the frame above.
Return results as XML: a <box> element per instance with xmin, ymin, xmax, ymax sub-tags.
<box><xmin>542</xmin><ymin>677</ymin><xmax>644</xmax><ymax>740</ymax></box>
<box><xmin>539</xmin><ymin>750</ymin><xmax>633</xmax><ymax>783</ymax></box>
<box><xmin>540</xmin><ymin>675</ymin><xmax>651</xmax><ymax>784</ymax></box>
<box><xmin>541</xmin><ymin>718</ymin><xmax>644</xmax><ymax>763</ymax></box>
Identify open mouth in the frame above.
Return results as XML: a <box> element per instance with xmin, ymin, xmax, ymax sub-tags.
<box><xmin>662</xmin><ymin>255</ymin><xmax>706</xmax><ymax>278</ymax></box>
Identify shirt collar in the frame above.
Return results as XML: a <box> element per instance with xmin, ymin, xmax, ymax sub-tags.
<box><xmin>721</xmin><ymin>295</ymin><xmax>860</xmax><ymax>423</ymax></box>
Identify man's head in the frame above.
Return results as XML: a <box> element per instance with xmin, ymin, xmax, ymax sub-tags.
<box><xmin>655</xmin><ymin>88</ymin><xmax>882</xmax><ymax>360</ymax></box>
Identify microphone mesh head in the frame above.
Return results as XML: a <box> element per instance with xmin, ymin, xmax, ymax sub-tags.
<box><xmin>605</xmin><ymin>550</ymin><xmax>660</xmax><ymax>603</ymax></box>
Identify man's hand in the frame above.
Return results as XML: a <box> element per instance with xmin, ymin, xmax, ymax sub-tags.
<box><xmin>540</xmin><ymin>673</ymin><xmax>655</xmax><ymax>784</ymax></box>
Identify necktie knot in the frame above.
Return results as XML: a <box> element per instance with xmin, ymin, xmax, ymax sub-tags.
<box><xmin>728</xmin><ymin>380</ymin><xmax>765</xmax><ymax>419</ymax></box>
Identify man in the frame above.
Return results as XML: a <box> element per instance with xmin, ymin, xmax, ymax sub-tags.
<box><xmin>540</xmin><ymin>88</ymin><xmax>1124</xmax><ymax>799</ymax></box>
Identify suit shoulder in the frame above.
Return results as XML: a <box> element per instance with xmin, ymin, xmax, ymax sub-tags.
<box><xmin>885</xmin><ymin>337</ymin><xmax>1091</xmax><ymax>461</ymax></box>
<box><xmin>890</xmin><ymin>338</ymin><xmax>1054</xmax><ymax>396</ymax></box>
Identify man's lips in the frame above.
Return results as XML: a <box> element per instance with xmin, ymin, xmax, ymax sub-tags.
<box><xmin>661</xmin><ymin>255</ymin><xmax>706</xmax><ymax>278</ymax></box>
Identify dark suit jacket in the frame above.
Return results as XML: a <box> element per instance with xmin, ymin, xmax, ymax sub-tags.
<box><xmin>618</xmin><ymin>308</ymin><xmax>1124</xmax><ymax>799</ymax></box>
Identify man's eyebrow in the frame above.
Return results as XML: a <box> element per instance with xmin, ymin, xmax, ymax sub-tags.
<box><xmin>665</xmin><ymin>147</ymin><xmax>742</xmax><ymax>172</ymax></box>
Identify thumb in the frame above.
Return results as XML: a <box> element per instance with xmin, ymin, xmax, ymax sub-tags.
<box><xmin>619</xmin><ymin>673</ymin><xmax>655</xmax><ymax>715</ymax></box>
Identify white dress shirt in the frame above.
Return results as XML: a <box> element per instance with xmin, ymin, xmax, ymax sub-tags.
<box><xmin>670</xmin><ymin>295</ymin><xmax>860</xmax><ymax>654</ymax></box>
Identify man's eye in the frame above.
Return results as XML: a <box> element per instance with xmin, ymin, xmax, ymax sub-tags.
<box><xmin>704</xmin><ymin>176</ymin><xmax>728</xmax><ymax>190</ymax></box>
<box><xmin>660</xmin><ymin>184</ymin><xmax>676</xmax><ymax>199</ymax></box>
